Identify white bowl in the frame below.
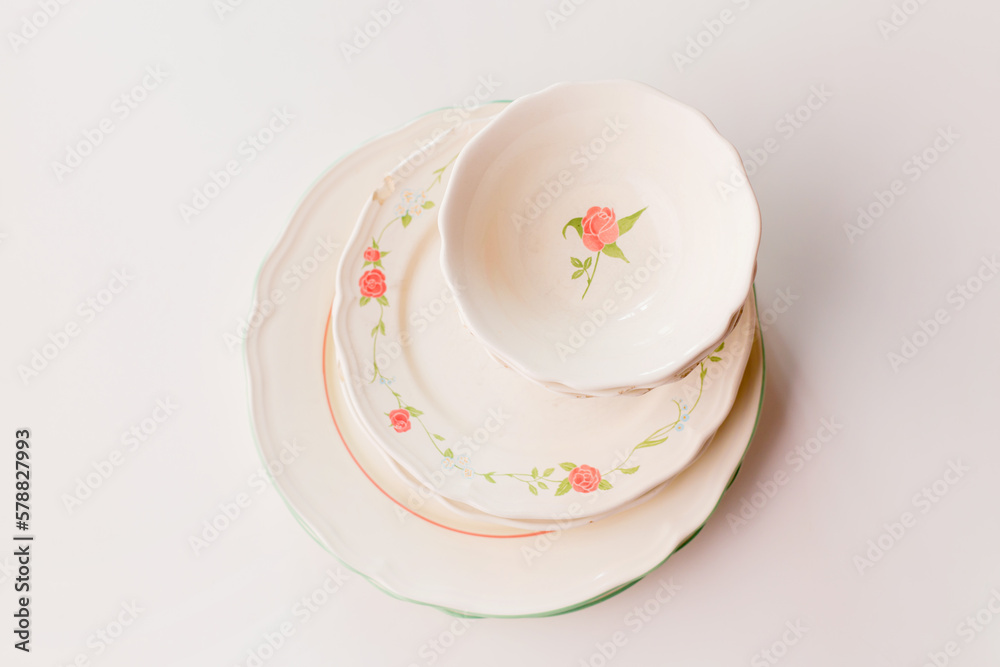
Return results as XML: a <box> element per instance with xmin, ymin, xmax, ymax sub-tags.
<box><xmin>439</xmin><ymin>80</ymin><xmax>760</xmax><ymax>396</ymax></box>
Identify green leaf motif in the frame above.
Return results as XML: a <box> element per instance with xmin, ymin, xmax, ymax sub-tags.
<box><xmin>528</xmin><ymin>484</ymin><xmax>538</xmax><ymax>496</ymax></box>
<box><xmin>443</xmin><ymin>448</ymin><xmax>453</xmax><ymax>458</ymax></box>
<box><xmin>401</xmin><ymin>214</ymin><xmax>412</xmax><ymax>228</ymax></box>
<box><xmin>616</xmin><ymin>207</ymin><xmax>647</xmax><ymax>236</ymax></box>
<box><xmin>562</xmin><ymin>217</ymin><xmax>583</xmax><ymax>239</ymax></box>
<box><xmin>583</xmin><ymin>256</ymin><xmax>592</xmax><ymax>270</ymax></box>
<box><xmin>531</xmin><ymin>467</ymin><xmax>539</xmax><ymax>478</ymax></box>
<box><xmin>570</xmin><ymin>257</ymin><xmax>583</xmax><ymax>268</ymax></box>
<box><xmin>422</xmin><ymin>201</ymin><xmax>434</xmax><ymax>209</ymax></box>
<box><xmin>370</xmin><ymin>325</ymin><xmax>379</xmax><ymax>337</ymax></box>
<box><xmin>709</xmin><ymin>356</ymin><xmax>722</xmax><ymax>362</ymax></box>
<box><xmin>559</xmin><ymin>462</ymin><xmax>577</xmax><ymax>472</ymax></box>
<box><xmin>598</xmin><ymin>479</ymin><xmax>613</xmax><ymax>491</ymax></box>
<box><xmin>634</xmin><ymin>436</ymin><xmax>669</xmax><ymax>450</ymax></box>
<box><xmin>376</xmin><ymin>295</ymin><xmax>389</xmax><ymax>307</ymax></box>
<box><xmin>601</xmin><ymin>242</ymin><xmax>629</xmax><ymax>263</ymax></box>
<box><xmin>620</xmin><ymin>466</ymin><xmax>640</xmax><ymax>474</ymax></box>
<box><xmin>484</xmin><ymin>473</ymin><xmax>496</xmax><ymax>483</ymax></box>
<box><xmin>571</xmin><ymin>269</ymin><xmax>585</xmax><ymax>280</ymax></box>
<box><xmin>537</xmin><ymin>481</ymin><xmax>549</xmax><ymax>490</ymax></box>
<box><xmin>407</xmin><ymin>406</ymin><xmax>424</xmax><ymax>417</ymax></box>
<box><xmin>543</xmin><ymin>468</ymin><xmax>555</xmax><ymax>477</ymax></box>
<box><xmin>379</xmin><ymin>321</ymin><xmax>386</xmax><ymax>335</ymax></box>
<box><xmin>433</xmin><ymin>434</ymin><xmax>445</xmax><ymax>441</ymax></box>
<box><xmin>359</xmin><ymin>296</ymin><xmax>371</xmax><ymax>306</ymax></box>
<box><xmin>715</xmin><ymin>342</ymin><xmax>725</xmax><ymax>352</ymax></box>
<box><xmin>555</xmin><ymin>479</ymin><xmax>572</xmax><ymax>496</ymax></box>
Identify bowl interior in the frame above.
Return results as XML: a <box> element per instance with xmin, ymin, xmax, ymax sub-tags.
<box><xmin>441</xmin><ymin>81</ymin><xmax>759</xmax><ymax>393</ymax></box>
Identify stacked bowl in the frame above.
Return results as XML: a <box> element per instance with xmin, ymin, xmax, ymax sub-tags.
<box><xmin>247</xmin><ymin>81</ymin><xmax>764</xmax><ymax>617</ymax></box>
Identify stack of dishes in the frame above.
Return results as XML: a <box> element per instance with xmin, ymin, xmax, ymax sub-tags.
<box><xmin>247</xmin><ymin>81</ymin><xmax>764</xmax><ymax>618</ymax></box>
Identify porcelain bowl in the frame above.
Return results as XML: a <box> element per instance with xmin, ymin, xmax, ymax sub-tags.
<box><xmin>439</xmin><ymin>80</ymin><xmax>760</xmax><ymax>396</ymax></box>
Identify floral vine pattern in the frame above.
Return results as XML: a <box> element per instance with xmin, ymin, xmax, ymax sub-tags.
<box><xmin>358</xmin><ymin>161</ymin><xmax>723</xmax><ymax>496</ymax></box>
<box><xmin>563</xmin><ymin>205</ymin><xmax>647</xmax><ymax>299</ymax></box>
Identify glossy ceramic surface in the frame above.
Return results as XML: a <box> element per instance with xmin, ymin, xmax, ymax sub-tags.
<box><xmin>439</xmin><ymin>81</ymin><xmax>761</xmax><ymax>396</ymax></box>
<box><xmin>246</xmin><ymin>105</ymin><xmax>767</xmax><ymax>617</ymax></box>
<box><xmin>331</xmin><ymin>117</ymin><xmax>757</xmax><ymax>523</ymax></box>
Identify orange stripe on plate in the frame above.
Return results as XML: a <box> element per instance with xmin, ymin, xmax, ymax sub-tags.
<box><xmin>322</xmin><ymin>308</ymin><xmax>549</xmax><ymax>539</ymax></box>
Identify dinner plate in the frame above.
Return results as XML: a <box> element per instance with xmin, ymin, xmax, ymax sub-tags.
<box><xmin>331</xmin><ymin>121</ymin><xmax>756</xmax><ymax>523</ymax></box>
<box><xmin>245</xmin><ymin>104</ymin><xmax>767</xmax><ymax>617</ymax></box>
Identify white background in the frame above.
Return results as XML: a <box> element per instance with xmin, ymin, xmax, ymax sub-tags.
<box><xmin>2</xmin><ymin>0</ymin><xmax>999</xmax><ymax>665</ymax></box>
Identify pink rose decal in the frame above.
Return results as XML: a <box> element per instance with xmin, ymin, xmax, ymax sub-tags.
<box><xmin>363</xmin><ymin>247</ymin><xmax>380</xmax><ymax>262</ymax></box>
<box><xmin>563</xmin><ymin>205</ymin><xmax>647</xmax><ymax>299</ymax></box>
<box><xmin>388</xmin><ymin>409</ymin><xmax>411</xmax><ymax>433</ymax></box>
<box><xmin>359</xmin><ymin>269</ymin><xmax>387</xmax><ymax>298</ymax></box>
<box><xmin>568</xmin><ymin>465</ymin><xmax>601</xmax><ymax>493</ymax></box>
<box><xmin>581</xmin><ymin>207</ymin><xmax>618</xmax><ymax>252</ymax></box>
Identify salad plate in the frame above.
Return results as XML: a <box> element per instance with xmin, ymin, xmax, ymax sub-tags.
<box><xmin>245</xmin><ymin>104</ymin><xmax>767</xmax><ymax>617</ymax></box>
<box><xmin>335</xmin><ymin>302</ymin><xmax>754</xmax><ymax>533</ymax></box>
<box><xmin>324</xmin><ymin>320</ymin><xmax>679</xmax><ymax>535</ymax></box>
<box><xmin>331</xmin><ymin>119</ymin><xmax>757</xmax><ymax>524</ymax></box>
<box><xmin>439</xmin><ymin>81</ymin><xmax>761</xmax><ymax>396</ymax></box>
